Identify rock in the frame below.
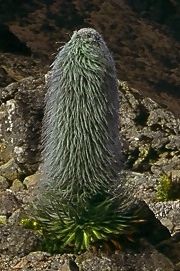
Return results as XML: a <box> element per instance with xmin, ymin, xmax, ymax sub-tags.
<box><xmin>160</xmin><ymin>218</ymin><xmax>174</xmax><ymax>233</ymax></box>
<box><xmin>11</xmin><ymin>252</ymin><xmax>52</xmax><ymax>270</ymax></box>
<box><xmin>122</xmin><ymin>171</ymin><xmax>157</xmax><ymax>203</ymax></box>
<box><xmin>0</xmin><ymin>158</ymin><xmax>21</xmax><ymax>181</ymax></box>
<box><xmin>8</xmin><ymin>208</ymin><xmax>25</xmax><ymax>225</ymax></box>
<box><xmin>61</xmin><ymin>260</ymin><xmax>79</xmax><ymax>271</ymax></box>
<box><xmin>151</xmin><ymin>156</ymin><xmax>180</xmax><ymax>176</ymax></box>
<box><xmin>0</xmin><ymin>142</ymin><xmax>12</xmax><ymax>165</ymax></box>
<box><xmin>0</xmin><ymin>244</ymin><xmax>176</xmax><ymax>271</ymax></box>
<box><xmin>0</xmin><ymin>215</ymin><xmax>7</xmax><ymax>224</ymax></box>
<box><xmin>0</xmin><ymin>252</ymin><xmax>78</xmax><ymax>271</ymax></box>
<box><xmin>156</xmin><ymin>232</ymin><xmax>180</xmax><ymax>266</ymax></box>
<box><xmin>10</xmin><ymin>179</ymin><xmax>24</xmax><ymax>192</ymax></box>
<box><xmin>0</xmin><ymin>77</ymin><xmax>45</xmax><ymax>175</ymax></box>
<box><xmin>0</xmin><ymin>53</ymin><xmax>45</xmax><ymax>88</ymax></box>
<box><xmin>0</xmin><ymin>190</ymin><xmax>21</xmax><ymax>216</ymax></box>
<box><xmin>0</xmin><ymin>225</ymin><xmax>40</xmax><ymax>257</ymax></box>
<box><xmin>76</xmin><ymin>243</ymin><xmax>175</xmax><ymax>271</ymax></box>
<box><xmin>128</xmin><ymin>200</ymin><xmax>171</xmax><ymax>246</ymax></box>
<box><xmin>170</xmin><ymin>170</ymin><xmax>180</xmax><ymax>183</ymax></box>
<box><xmin>149</xmin><ymin>200</ymin><xmax>180</xmax><ymax>233</ymax></box>
<box><xmin>23</xmin><ymin>172</ymin><xmax>41</xmax><ymax>189</ymax></box>
<box><xmin>121</xmin><ymin>171</ymin><xmax>179</xmax><ymax>236</ymax></box>
<box><xmin>0</xmin><ymin>176</ymin><xmax>9</xmax><ymax>191</ymax></box>
<box><xmin>119</xmin><ymin>83</ymin><xmax>180</xmax><ymax>184</ymax></box>
<box><xmin>0</xmin><ymin>66</ymin><xmax>15</xmax><ymax>87</ymax></box>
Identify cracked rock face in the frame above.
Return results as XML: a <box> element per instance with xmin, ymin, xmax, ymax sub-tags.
<box><xmin>119</xmin><ymin>82</ymin><xmax>180</xmax><ymax>178</ymax></box>
<box><xmin>0</xmin><ymin>225</ymin><xmax>40</xmax><ymax>257</ymax></box>
<box><xmin>0</xmin><ymin>77</ymin><xmax>45</xmax><ymax>176</ymax></box>
<box><xmin>76</xmin><ymin>246</ymin><xmax>175</xmax><ymax>271</ymax></box>
<box><xmin>0</xmin><ymin>190</ymin><xmax>20</xmax><ymax>216</ymax></box>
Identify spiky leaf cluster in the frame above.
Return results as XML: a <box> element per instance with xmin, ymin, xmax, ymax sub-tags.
<box><xmin>32</xmin><ymin>191</ymin><xmax>142</xmax><ymax>253</ymax></box>
<box><xmin>32</xmin><ymin>28</ymin><xmax>140</xmax><ymax>253</ymax></box>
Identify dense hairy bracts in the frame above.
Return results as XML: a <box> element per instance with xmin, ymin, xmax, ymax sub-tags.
<box><xmin>42</xmin><ymin>28</ymin><xmax>123</xmax><ymax>200</ymax></box>
<box><xmin>32</xmin><ymin>28</ymin><xmax>141</xmax><ymax>253</ymax></box>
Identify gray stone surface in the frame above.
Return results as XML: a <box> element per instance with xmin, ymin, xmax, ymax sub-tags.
<box><xmin>149</xmin><ymin>200</ymin><xmax>180</xmax><ymax>233</ymax></box>
<box><xmin>0</xmin><ymin>176</ymin><xmax>9</xmax><ymax>191</ymax></box>
<box><xmin>10</xmin><ymin>179</ymin><xmax>24</xmax><ymax>192</ymax></box>
<box><xmin>0</xmin><ymin>190</ymin><xmax>20</xmax><ymax>216</ymax></box>
<box><xmin>0</xmin><ymin>76</ymin><xmax>45</xmax><ymax>175</ymax></box>
<box><xmin>119</xmin><ymin>81</ymin><xmax>180</xmax><ymax>178</ymax></box>
<box><xmin>23</xmin><ymin>172</ymin><xmax>41</xmax><ymax>189</ymax></box>
<box><xmin>76</xmin><ymin>245</ymin><xmax>175</xmax><ymax>271</ymax></box>
<box><xmin>0</xmin><ymin>245</ymin><xmax>176</xmax><ymax>271</ymax></box>
<box><xmin>0</xmin><ymin>158</ymin><xmax>21</xmax><ymax>182</ymax></box>
<box><xmin>0</xmin><ymin>253</ymin><xmax>77</xmax><ymax>271</ymax></box>
<box><xmin>0</xmin><ymin>225</ymin><xmax>40</xmax><ymax>257</ymax></box>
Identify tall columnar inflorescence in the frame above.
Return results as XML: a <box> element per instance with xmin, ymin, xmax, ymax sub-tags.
<box><xmin>42</xmin><ymin>28</ymin><xmax>123</xmax><ymax>201</ymax></box>
<box><xmin>33</xmin><ymin>28</ymin><xmax>139</xmax><ymax>253</ymax></box>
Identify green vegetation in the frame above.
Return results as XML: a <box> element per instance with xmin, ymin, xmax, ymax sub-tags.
<box><xmin>24</xmin><ymin>194</ymin><xmax>142</xmax><ymax>253</ymax></box>
<box><xmin>156</xmin><ymin>174</ymin><xmax>175</xmax><ymax>201</ymax></box>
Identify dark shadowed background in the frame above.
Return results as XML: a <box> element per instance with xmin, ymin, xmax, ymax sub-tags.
<box><xmin>0</xmin><ymin>0</ymin><xmax>179</xmax><ymax>115</ymax></box>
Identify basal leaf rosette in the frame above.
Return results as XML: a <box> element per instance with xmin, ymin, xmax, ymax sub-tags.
<box><xmin>32</xmin><ymin>192</ymin><xmax>142</xmax><ymax>253</ymax></box>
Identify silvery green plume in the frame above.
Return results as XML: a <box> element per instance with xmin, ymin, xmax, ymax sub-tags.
<box><xmin>42</xmin><ymin>28</ymin><xmax>123</xmax><ymax>200</ymax></box>
<box><xmin>32</xmin><ymin>28</ymin><xmax>142</xmax><ymax>253</ymax></box>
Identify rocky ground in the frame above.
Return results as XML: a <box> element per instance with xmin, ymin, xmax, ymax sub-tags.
<box><xmin>0</xmin><ymin>51</ymin><xmax>180</xmax><ymax>270</ymax></box>
<box><xmin>0</xmin><ymin>2</ymin><xmax>180</xmax><ymax>269</ymax></box>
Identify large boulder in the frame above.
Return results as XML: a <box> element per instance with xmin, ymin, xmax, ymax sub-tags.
<box><xmin>0</xmin><ymin>225</ymin><xmax>40</xmax><ymax>257</ymax></box>
<box><xmin>76</xmin><ymin>245</ymin><xmax>175</xmax><ymax>271</ymax></box>
<box><xmin>0</xmin><ymin>76</ymin><xmax>45</xmax><ymax>175</ymax></box>
<box><xmin>119</xmin><ymin>82</ymin><xmax>180</xmax><ymax>178</ymax></box>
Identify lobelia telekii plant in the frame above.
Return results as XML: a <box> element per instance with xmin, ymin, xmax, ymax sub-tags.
<box><xmin>32</xmin><ymin>28</ymin><xmax>143</xmax><ymax>253</ymax></box>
